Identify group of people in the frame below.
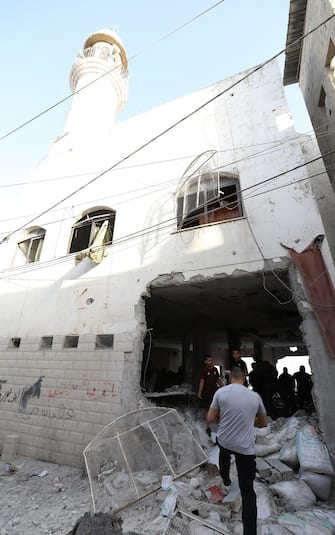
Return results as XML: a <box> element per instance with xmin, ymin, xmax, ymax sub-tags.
<box><xmin>197</xmin><ymin>350</ymin><xmax>314</xmax><ymax>535</ymax></box>
<box><xmin>250</xmin><ymin>361</ymin><xmax>313</xmax><ymax>417</ymax></box>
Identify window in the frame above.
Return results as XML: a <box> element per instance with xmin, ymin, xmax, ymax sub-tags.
<box><xmin>40</xmin><ymin>336</ymin><xmax>53</xmax><ymax>350</ymax></box>
<box><xmin>64</xmin><ymin>335</ymin><xmax>79</xmax><ymax>348</ymax></box>
<box><xmin>326</xmin><ymin>39</ymin><xmax>335</xmax><ymax>69</ymax></box>
<box><xmin>326</xmin><ymin>39</ymin><xmax>335</xmax><ymax>88</ymax></box>
<box><xmin>319</xmin><ymin>86</ymin><xmax>332</xmax><ymax>118</ymax></box>
<box><xmin>177</xmin><ymin>172</ymin><xmax>243</xmax><ymax>230</ymax></box>
<box><xmin>17</xmin><ymin>227</ymin><xmax>45</xmax><ymax>264</ymax></box>
<box><xmin>8</xmin><ymin>337</ymin><xmax>21</xmax><ymax>349</ymax></box>
<box><xmin>95</xmin><ymin>334</ymin><xmax>114</xmax><ymax>349</ymax></box>
<box><xmin>69</xmin><ymin>209</ymin><xmax>115</xmax><ymax>254</ymax></box>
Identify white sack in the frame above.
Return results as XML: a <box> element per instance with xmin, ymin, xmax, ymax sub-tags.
<box><xmin>305</xmin><ymin>508</ymin><xmax>335</xmax><ymax>527</ymax></box>
<box><xmin>255</xmin><ymin>425</ymin><xmax>271</xmax><ymax>438</ymax></box>
<box><xmin>296</xmin><ymin>424</ymin><xmax>334</xmax><ymax>476</ymax></box>
<box><xmin>259</xmin><ymin>526</ymin><xmax>292</xmax><ymax>535</ymax></box>
<box><xmin>255</xmin><ymin>482</ymin><xmax>272</xmax><ymax>520</ymax></box>
<box><xmin>255</xmin><ymin>442</ymin><xmax>281</xmax><ymax>457</ymax></box>
<box><xmin>300</xmin><ymin>470</ymin><xmax>332</xmax><ymax>501</ymax></box>
<box><xmin>284</xmin><ymin>417</ymin><xmax>300</xmax><ymax>440</ymax></box>
<box><xmin>278</xmin><ymin>513</ymin><xmax>334</xmax><ymax>535</ymax></box>
<box><xmin>279</xmin><ymin>438</ymin><xmax>299</xmax><ymax>469</ymax></box>
<box><xmin>295</xmin><ymin>511</ymin><xmax>335</xmax><ymax>532</ymax></box>
<box><xmin>269</xmin><ymin>479</ymin><xmax>316</xmax><ymax>510</ymax></box>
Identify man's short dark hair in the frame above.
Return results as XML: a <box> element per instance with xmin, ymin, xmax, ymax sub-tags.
<box><xmin>231</xmin><ymin>367</ymin><xmax>244</xmax><ymax>380</ymax></box>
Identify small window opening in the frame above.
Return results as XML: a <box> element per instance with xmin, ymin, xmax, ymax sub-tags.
<box><xmin>319</xmin><ymin>86</ymin><xmax>332</xmax><ymax>117</ymax></box>
<box><xmin>17</xmin><ymin>227</ymin><xmax>46</xmax><ymax>264</ymax></box>
<box><xmin>325</xmin><ymin>38</ymin><xmax>335</xmax><ymax>67</ymax></box>
<box><xmin>319</xmin><ymin>86</ymin><xmax>326</xmax><ymax>107</ymax></box>
<box><xmin>95</xmin><ymin>334</ymin><xmax>114</xmax><ymax>349</ymax></box>
<box><xmin>69</xmin><ymin>209</ymin><xmax>115</xmax><ymax>254</ymax></box>
<box><xmin>64</xmin><ymin>335</ymin><xmax>79</xmax><ymax>348</ymax></box>
<box><xmin>8</xmin><ymin>337</ymin><xmax>21</xmax><ymax>349</ymax></box>
<box><xmin>40</xmin><ymin>336</ymin><xmax>53</xmax><ymax>349</ymax></box>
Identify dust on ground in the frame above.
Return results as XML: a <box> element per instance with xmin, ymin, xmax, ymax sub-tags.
<box><xmin>1</xmin><ymin>411</ymin><xmax>335</xmax><ymax>534</ymax></box>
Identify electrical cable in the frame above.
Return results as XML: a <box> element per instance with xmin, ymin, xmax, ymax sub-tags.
<box><xmin>0</xmin><ymin>12</ymin><xmax>334</xmax><ymax>245</ymax></box>
<box><xmin>141</xmin><ymin>328</ymin><xmax>153</xmax><ymax>391</ymax></box>
<box><xmin>1</xmin><ymin>116</ymin><xmax>335</xmax><ymax>191</ymax></box>
<box><xmin>0</xmin><ymin>147</ymin><xmax>334</xmax><ymax>257</ymax></box>
<box><xmin>0</xmin><ymin>0</ymin><xmax>226</xmax><ymax>144</ymax></box>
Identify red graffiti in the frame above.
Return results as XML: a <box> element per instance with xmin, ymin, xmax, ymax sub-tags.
<box><xmin>48</xmin><ymin>389</ymin><xmax>63</xmax><ymax>399</ymax></box>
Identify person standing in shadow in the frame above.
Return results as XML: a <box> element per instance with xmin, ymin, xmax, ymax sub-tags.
<box><xmin>197</xmin><ymin>355</ymin><xmax>222</xmax><ymax>436</ymax></box>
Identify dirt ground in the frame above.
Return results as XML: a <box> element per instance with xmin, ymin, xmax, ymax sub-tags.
<box><xmin>0</xmin><ymin>457</ymin><xmax>92</xmax><ymax>535</ymax></box>
<box><xmin>0</xmin><ymin>455</ymin><xmax>227</xmax><ymax>535</ymax></box>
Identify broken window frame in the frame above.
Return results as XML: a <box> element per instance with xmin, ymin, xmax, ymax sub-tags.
<box><xmin>177</xmin><ymin>173</ymin><xmax>243</xmax><ymax>230</ymax></box>
<box><xmin>16</xmin><ymin>227</ymin><xmax>46</xmax><ymax>264</ymax></box>
<box><xmin>69</xmin><ymin>209</ymin><xmax>115</xmax><ymax>254</ymax></box>
<box><xmin>176</xmin><ymin>152</ymin><xmax>243</xmax><ymax>230</ymax></box>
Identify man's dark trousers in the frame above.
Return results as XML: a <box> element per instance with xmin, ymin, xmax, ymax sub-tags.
<box><xmin>218</xmin><ymin>443</ymin><xmax>257</xmax><ymax>535</ymax></box>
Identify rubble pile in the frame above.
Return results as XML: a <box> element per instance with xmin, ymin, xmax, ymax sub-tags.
<box><xmin>118</xmin><ymin>410</ymin><xmax>335</xmax><ymax>534</ymax></box>
<box><xmin>0</xmin><ymin>410</ymin><xmax>335</xmax><ymax>534</ymax></box>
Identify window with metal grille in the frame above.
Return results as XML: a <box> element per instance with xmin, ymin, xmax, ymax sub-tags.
<box><xmin>17</xmin><ymin>227</ymin><xmax>45</xmax><ymax>264</ymax></box>
<box><xmin>69</xmin><ymin>209</ymin><xmax>115</xmax><ymax>254</ymax></box>
<box><xmin>177</xmin><ymin>172</ymin><xmax>243</xmax><ymax>230</ymax></box>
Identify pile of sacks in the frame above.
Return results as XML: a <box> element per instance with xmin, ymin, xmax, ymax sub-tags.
<box><xmin>254</xmin><ymin>415</ymin><xmax>335</xmax><ymax>534</ymax></box>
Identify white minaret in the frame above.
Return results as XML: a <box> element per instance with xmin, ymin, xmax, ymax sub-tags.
<box><xmin>64</xmin><ymin>29</ymin><xmax>128</xmax><ymax>136</ymax></box>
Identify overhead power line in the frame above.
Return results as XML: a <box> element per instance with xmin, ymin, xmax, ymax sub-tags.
<box><xmin>1</xmin><ymin>117</ymin><xmax>334</xmax><ymax>190</ymax></box>
<box><xmin>0</xmin><ymin>0</ymin><xmax>226</xmax><ymax>144</ymax></box>
<box><xmin>0</xmin><ymin>11</ymin><xmax>334</xmax><ymax>245</ymax></box>
<box><xmin>0</xmin><ymin>148</ymin><xmax>333</xmax><ymax>244</ymax></box>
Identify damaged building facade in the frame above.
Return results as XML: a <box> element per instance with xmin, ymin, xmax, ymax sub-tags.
<box><xmin>284</xmin><ymin>0</ymin><xmax>335</xmax><ymax>190</ymax></box>
<box><xmin>0</xmin><ymin>28</ymin><xmax>335</xmax><ymax>467</ymax></box>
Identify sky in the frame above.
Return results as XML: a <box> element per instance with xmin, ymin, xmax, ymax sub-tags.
<box><xmin>0</xmin><ymin>0</ymin><xmax>313</xmax><ymax>208</ymax></box>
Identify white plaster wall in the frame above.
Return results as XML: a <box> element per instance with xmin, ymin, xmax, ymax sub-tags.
<box><xmin>297</xmin><ymin>0</ymin><xmax>335</xmax><ymax>187</ymax></box>
<box><xmin>0</xmin><ymin>58</ymin><xmax>332</xmax><ymax>465</ymax></box>
<box><xmin>0</xmin><ymin>60</ymin><xmax>328</xmax><ymax>337</ymax></box>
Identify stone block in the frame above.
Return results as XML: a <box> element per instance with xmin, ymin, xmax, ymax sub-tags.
<box><xmin>265</xmin><ymin>458</ymin><xmax>294</xmax><ymax>480</ymax></box>
<box><xmin>1</xmin><ymin>434</ymin><xmax>19</xmax><ymax>462</ymax></box>
<box><xmin>256</xmin><ymin>457</ymin><xmax>272</xmax><ymax>478</ymax></box>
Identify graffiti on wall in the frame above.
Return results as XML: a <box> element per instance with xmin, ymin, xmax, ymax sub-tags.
<box><xmin>0</xmin><ymin>372</ymin><xmax>120</xmax><ymax>420</ymax></box>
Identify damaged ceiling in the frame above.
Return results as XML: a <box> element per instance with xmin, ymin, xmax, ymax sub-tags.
<box><xmin>146</xmin><ymin>270</ymin><xmax>303</xmax><ymax>345</ymax></box>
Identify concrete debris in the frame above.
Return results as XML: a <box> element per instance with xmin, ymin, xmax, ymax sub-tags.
<box><xmin>66</xmin><ymin>512</ymin><xmax>139</xmax><ymax>534</ymax></box>
<box><xmin>1</xmin><ymin>410</ymin><xmax>335</xmax><ymax>534</ymax></box>
<box><xmin>84</xmin><ymin>407</ymin><xmax>208</xmax><ymax>513</ymax></box>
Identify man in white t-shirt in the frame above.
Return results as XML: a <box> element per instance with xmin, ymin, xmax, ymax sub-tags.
<box><xmin>207</xmin><ymin>367</ymin><xmax>267</xmax><ymax>535</ymax></box>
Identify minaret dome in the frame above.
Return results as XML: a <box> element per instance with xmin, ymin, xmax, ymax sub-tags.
<box><xmin>64</xmin><ymin>28</ymin><xmax>129</xmax><ymax>135</ymax></box>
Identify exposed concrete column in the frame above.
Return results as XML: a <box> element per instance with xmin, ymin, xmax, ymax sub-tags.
<box><xmin>192</xmin><ymin>319</ymin><xmax>209</xmax><ymax>391</ymax></box>
<box><xmin>228</xmin><ymin>330</ymin><xmax>241</xmax><ymax>369</ymax></box>
<box><xmin>290</xmin><ymin>267</ymin><xmax>335</xmax><ymax>464</ymax></box>
<box><xmin>300</xmin><ymin>312</ymin><xmax>335</xmax><ymax>463</ymax></box>
<box><xmin>183</xmin><ymin>333</ymin><xmax>194</xmax><ymax>386</ymax></box>
<box><xmin>253</xmin><ymin>339</ymin><xmax>264</xmax><ymax>362</ymax></box>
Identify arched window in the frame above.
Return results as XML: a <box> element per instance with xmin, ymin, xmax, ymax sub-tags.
<box><xmin>69</xmin><ymin>208</ymin><xmax>115</xmax><ymax>254</ymax></box>
<box><xmin>17</xmin><ymin>227</ymin><xmax>46</xmax><ymax>264</ymax></box>
<box><xmin>176</xmin><ymin>156</ymin><xmax>243</xmax><ymax>230</ymax></box>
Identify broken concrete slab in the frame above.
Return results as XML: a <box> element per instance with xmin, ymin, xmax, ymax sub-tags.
<box><xmin>222</xmin><ymin>481</ymin><xmax>241</xmax><ymax>513</ymax></box>
<box><xmin>256</xmin><ymin>457</ymin><xmax>272</xmax><ymax>478</ymax></box>
<box><xmin>66</xmin><ymin>513</ymin><xmax>139</xmax><ymax>534</ymax></box>
<box><xmin>265</xmin><ymin>459</ymin><xmax>294</xmax><ymax>481</ymax></box>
